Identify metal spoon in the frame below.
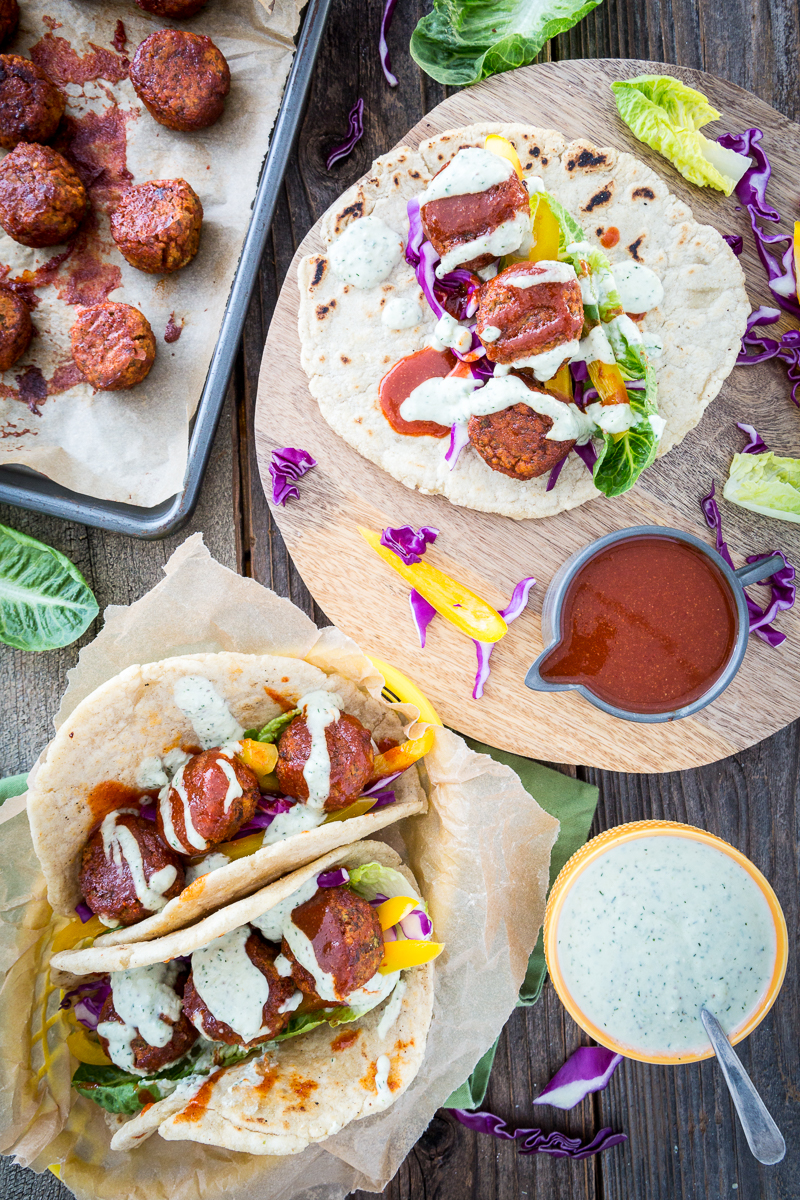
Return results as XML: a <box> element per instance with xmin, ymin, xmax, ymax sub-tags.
<box><xmin>700</xmin><ymin>1007</ymin><xmax>785</xmax><ymax>1165</ymax></box>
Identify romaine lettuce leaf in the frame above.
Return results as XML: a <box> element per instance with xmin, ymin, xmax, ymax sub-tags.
<box><xmin>610</xmin><ymin>75</ymin><xmax>745</xmax><ymax>195</ymax></box>
<box><xmin>723</xmin><ymin>452</ymin><xmax>800</xmax><ymax>522</ymax></box>
<box><xmin>348</xmin><ymin>861</ymin><xmax>423</xmax><ymax>906</ymax></box>
<box><xmin>0</xmin><ymin>523</ymin><xmax>98</xmax><ymax>652</ymax></box>
<box><xmin>244</xmin><ymin>709</ymin><xmax>299</xmax><ymax>743</ymax></box>
<box><xmin>72</xmin><ymin>1042</ymin><xmax>251</xmax><ymax>1116</ymax></box>
<box><xmin>592</xmin><ymin>355</ymin><xmax>659</xmax><ymax>497</ymax></box>
<box><xmin>410</xmin><ymin>0</ymin><xmax>603</xmax><ymax>87</ymax></box>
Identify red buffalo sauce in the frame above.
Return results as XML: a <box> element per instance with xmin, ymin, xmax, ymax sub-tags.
<box><xmin>379</xmin><ymin>347</ymin><xmax>453</xmax><ymax>437</ymax></box>
<box><xmin>539</xmin><ymin>536</ymin><xmax>738</xmax><ymax>714</ymax></box>
<box><xmin>599</xmin><ymin>226</ymin><xmax>620</xmax><ymax>249</ymax></box>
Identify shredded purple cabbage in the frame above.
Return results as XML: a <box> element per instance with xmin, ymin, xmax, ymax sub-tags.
<box><xmin>546</xmin><ymin>456</ymin><xmax>568</xmax><ymax>492</ymax></box>
<box><xmin>361</xmin><ymin>770</ymin><xmax>402</xmax><ymax>794</ymax></box>
<box><xmin>434</xmin><ymin>269</ymin><xmax>481</xmax><ymax>322</ymax></box>
<box><xmin>399</xmin><ymin>908</ymin><xmax>433</xmax><ymax>939</ymax></box>
<box><xmin>417</xmin><ymin>240</ymin><xmax>446</xmax><ymax>321</ymax></box>
<box><xmin>736</xmin><ymin>305</ymin><xmax>800</xmax><ymax>406</ymax></box>
<box><xmin>233</xmin><ymin>794</ymin><xmax>294</xmax><ymax>838</ymax></box>
<box><xmin>138</xmin><ymin>802</ymin><xmax>156</xmax><ymax>823</ymax></box>
<box><xmin>378</xmin><ymin>0</ymin><xmax>398</xmax><ymax>86</ymax></box>
<box><xmin>472</xmin><ymin>577</ymin><xmax>536</xmax><ymax>699</ymax></box>
<box><xmin>326</xmin><ymin>98</ymin><xmax>365</xmax><ymax>170</ymax></box>
<box><xmin>569</xmin><ymin>360</ymin><xmax>589</xmax><ymax>383</ymax></box>
<box><xmin>269</xmin><ymin>447</ymin><xmax>317</xmax><ymax>506</ymax></box>
<box><xmin>574</xmin><ymin>441</ymin><xmax>598</xmax><ymax>473</ymax></box>
<box><xmin>723</xmin><ymin>234</ymin><xmax>744</xmax><ymax>256</ymax></box>
<box><xmin>406</xmin><ymin>198</ymin><xmax>423</xmax><ymax>267</ymax></box>
<box><xmin>736</xmin><ymin>422</ymin><xmax>769</xmax><ymax>454</ymax></box>
<box><xmin>368</xmin><ymin>789</ymin><xmax>396</xmax><ymax>808</ymax></box>
<box><xmin>318</xmin><ymin>868</ymin><xmax>350</xmax><ymax>888</ymax></box>
<box><xmin>451</xmin><ymin>1110</ymin><xmax>626</xmax><ymax>1159</ymax></box>
<box><xmin>532</xmin><ymin>1046</ymin><xmax>622</xmax><ymax>1110</ymax></box>
<box><xmin>380</xmin><ymin>524</ymin><xmax>439</xmax><ymax>564</ymax></box>
<box><xmin>717</xmin><ymin>129</ymin><xmax>799</xmax><ymax>319</ymax></box>
<box><xmin>60</xmin><ymin>978</ymin><xmax>111</xmax><ymax>1031</ymax></box>
<box><xmin>445</xmin><ymin>421</ymin><xmax>471</xmax><ymax>470</ymax></box>
<box><xmin>75</xmin><ymin>901</ymin><xmax>95</xmax><ymax>923</ymax></box>
<box><xmin>700</xmin><ymin>481</ymin><xmax>796</xmax><ymax>646</ymax></box>
<box><xmin>409</xmin><ymin>588</ymin><xmax>437</xmax><ymax>647</ymax></box>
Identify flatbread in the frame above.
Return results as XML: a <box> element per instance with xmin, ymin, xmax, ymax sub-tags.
<box><xmin>298</xmin><ymin>122</ymin><xmax>749</xmax><ymax>520</ymax></box>
<box><xmin>85</xmin><ymin>841</ymin><xmax>435</xmax><ymax>1157</ymax></box>
<box><xmin>28</xmin><ymin>651</ymin><xmax>426</xmax><ymax>937</ymax></box>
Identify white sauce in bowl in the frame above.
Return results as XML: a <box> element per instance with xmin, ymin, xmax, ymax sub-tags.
<box><xmin>555</xmin><ymin>836</ymin><xmax>777</xmax><ymax>1055</ymax></box>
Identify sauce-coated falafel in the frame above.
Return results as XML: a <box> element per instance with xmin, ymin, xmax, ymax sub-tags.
<box><xmin>70</xmin><ymin>302</ymin><xmax>157</xmax><ymax>391</ymax></box>
<box><xmin>0</xmin><ymin>0</ymin><xmax>19</xmax><ymax>47</ymax></box>
<box><xmin>276</xmin><ymin>712</ymin><xmax>374</xmax><ymax>812</ymax></box>
<box><xmin>468</xmin><ymin>395</ymin><xmax>576</xmax><ymax>480</ymax></box>
<box><xmin>0</xmin><ymin>286</ymin><xmax>32</xmax><ymax>371</ymax></box>
<box><xmin>0</xmin><ymin>143</ymin><xmax>87</xmax><ymax>248</ymax></box>
<box><xmin>0</xmin><ymin>55</ymin><xmax>65</xmax><ymax>150</ymax></box>
<box><xmin>130</xmin><ymin>30</ymin><xmax>230</xmax><ymax>132</ymax></box>
<box><xmin>111</xmin><ymin>179</ymin><xmax>203</xmax><ymax>274</ymax></box>
<box><xmin>182</xmin><ymin>931</ymin><xmax>297</xmax><ymax>1046</ymax></box>
<box><xmin>78</xmin><ymin>812</ymin><xmax>185</xmax><ymax>926</ymax></box>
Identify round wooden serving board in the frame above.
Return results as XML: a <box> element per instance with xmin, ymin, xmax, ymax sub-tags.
<box><xmin>256</xmin><ymin>58</ymin><xmax>800</xmax><ymax>773</ymax></box>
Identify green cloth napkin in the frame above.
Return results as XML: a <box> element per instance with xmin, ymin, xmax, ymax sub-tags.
<box><xmin>443</xmin><ymin>738</ymin><xmax>598</xmax><ymax>1110</ymax></box>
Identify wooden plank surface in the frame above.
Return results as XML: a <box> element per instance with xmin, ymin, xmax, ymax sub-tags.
<box><xmin>1</xmin><ymin>0</ymin><xmax>799</xmax><ymax>1196</ymax></box>
<box><xmin>256</xmin><ymin>56</ymin><xmax>800</xmax><ymax>774</ymax></box>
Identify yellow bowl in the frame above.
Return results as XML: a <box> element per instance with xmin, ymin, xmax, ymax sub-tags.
<box><xmin>543</xmin><ymin>820</ymin><xmax>788</xmax><ymax>1065</ymax></box>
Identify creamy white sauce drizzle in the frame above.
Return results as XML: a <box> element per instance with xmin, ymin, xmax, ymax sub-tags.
<box><xmin>136</xmin><ymin>757</ymin><xmax>169</xmax><ymax>790</ymax></box>
<box><xmin>502</xmin><ymin>261</ymin><xmax>577</xmax><ymax>288</ymax></box>
<box><xmin>421</xmin><ymin>147</ymin><xmax>513</xmax><ymax>205</ymax></box>
<box><xmin>481</xmin><ymin>324</ymin><xmax>501</xmax><ymax>343</ymax></box>
<box><xmin>274</xmin><ymin>953</ymin><xmax>294</xmax><ymax>977</ymax></box>
<box><xmin>436</xmin><ymin>210</ymin><xmax>530</xmax><ymax>277</ymax></box>
<box><xmin>99</xmin><ymin>810</ymin><xmax>176</xmax><ymax>913</ymax></box>
<box><xmin>99</xmin><ymin>962</ymin><xmax>182</xmax><ymax>1073</ymax></box>
<box><xmin>250</xmin><ymin>875</ymin><xmax>320</xmax><ymax>943</ymax></box>
<box><xmin>642</xmin><ymin>332</ymin><xmax>664</xmax><ymax>359</ymax></box>
<box><xmin>191</xmin><ymin>926</ymin><xmax>271</xmax><ymax>1044</ymax></box>
<box><xmin>477</xmin><ymin>262</ymin><xmax>498</xmax><ymax>281</ymax></box>
<box><xmin>429</xmin><ymin>312</ymin><xmax>473</xmax><ymax>354</ymax></box>
<box><xmin>571</xmin><ymin>324</ymin><xmax>616</xmax><ymax>366</ymax></box>
<box><xmin>612</xmin><ymin>261</ymin><xmax>664</xmax><ymax>312</ymax></box>
<box><xmin>329</xmin><ymin>215</ymin><xmax>403</xmax><ymax>290</ymax></box>
<box><xmin>159</xmin><ymin>764</ymin><xmax>208</xmax><ymax>854</ymax></box>
<box><xmin>283</xmin><ymin>915</ymin><xmax>399</xmax><ymax>1006</ymax></box>
<box><xmin>96</xmin><ymin>1018</ymin><xmax>146</xmax><ymax>1075</ymax></box>
<box><xmin>556</xmin><ymin>836</ymin><xmax>777</xmax><ymax>1055</ymax></box>
<box><xmin>382</xmin><ymin>296</ymin><xmax>423</xmax><ymax>329</ymax></box>
<box><xmin>585</xmin><ymin>401</ymin><xmax>638</xmax><ymax>434</ymax></box>
<box><xmin>261</xmin><ymin>803</ymin><xmax>326</xmax><ymax>845</ymax></box>
<box><xmin>507</xmin><ymin>340</ymin><xmax>581</xmax><ymax>381</ymax></box>
<box><xmin>374</xmin><ymin>1054</ymin><xmax>392</xmax><ymax>1104</ymax></box>
<box><xmin>649</xmin><ymin>413</ymin><xmax>666</xmax><ymax>437</ymax></box>
<box><xmin>377</xmin><ymin>978</ymin><xmax>406</xmax><ymax>1039</ymax></box>
<box><xmin>184</xmin><ymin>851</ymin><xmax>231</xmax><ymax>886</ymax></box>
<box><xmin>298</xmin><ymin>690</ymin><xmax>343</xmax><ymax>809</ymax></box>
<box><xmin>525</xmin><ymin>175</ymin><xmax>545</xmax><ymax>195</ymax></box>
<box><xmin>173</xmin><ymin>676</ymin><xmax>244</xmax><ymax>751</ymax></box>
<box><xmin>279</xmin><ymin>990</ymin><xmax>304</xmax><ymax>1014</ymax></box>
<box><xmin>216</xmin><ymin>756</ymin><xmax>243</xmax><ymax>813</ymax></box>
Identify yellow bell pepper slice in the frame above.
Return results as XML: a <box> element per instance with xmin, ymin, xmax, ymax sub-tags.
<box><xmin>376</xmin><ymin>895</ymin><xmax>419</xmax><ymax>931</ymax></box>
<box><xmin>544</xmin><ymin>363</ymin><xmax>573</xmax><ymax>404</ymax></box>
<box><xmin>370</xmin><ymin>726</ymin><xmax>435</xmax><ymax>782</ymax></box>
<box><xmin>484</xmin><ymin>133</ymin><xmax>523</xmax><ymax>179</ymax></box>
<box><xmin>324</xmin><ymin>796</ymin><xmax>377</xmax><ymax>823</ymax></box>
<box><xmin>237</xmin><ymin>738</ymin><xmax>278</xmax><ymax>785</ymax></box>
<box><xmin>379</xmin><ymin>938</ymin><xmax>444</xmax><ymax>974</ymax></box>
<box><xmin>794</xmin><ymin>221</ymin><xmax>800</xmax><ymax>306</ymax></box>
<box><xmin>212</xmin><ymin>831</ymin><xmax>265</xmax><ymax>862</ymax></box>
<box><xmin>528</xmin><ymin>194</ymin><xmax>561</xmax><ymax>263</ymax></box>
<box><xmin>51</xmin><ymin>914</ymin><xmax>107</xmax><ymax>954</ymax></box>
<box><xmin>67</xmin><ymin>1027</ymin><xmax>111</xmax><ymax>1066</ymax></box>
<box><xmin>588</xmin><ymin>359</ymin><xmax>628</xmax><ymax>406</ymax></box>
<box><xmin>358</xmin><ymin>527</ymin><xmax>507</xmax><ymax>643</ymax></box>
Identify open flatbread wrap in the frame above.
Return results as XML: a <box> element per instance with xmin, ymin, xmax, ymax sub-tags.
<box><xmin>53</xmin><ymin>841</ymin><xmax>436</xmax><ymax>1157</ymax></box>
<box><xmin>27</xmin><ymin>651</ymin><xmax>427</xmax><ymax>947</ymax></box>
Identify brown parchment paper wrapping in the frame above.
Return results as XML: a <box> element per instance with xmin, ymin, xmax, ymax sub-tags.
<box><xmin>0</xmin><ymin>0</ymin><xmax>302</xmax><ymax>506</ymax></box>
<box><xmin>2</xmin><ymin>536</ymin><xmax>560</xmax><ymax>1200</ymax></box>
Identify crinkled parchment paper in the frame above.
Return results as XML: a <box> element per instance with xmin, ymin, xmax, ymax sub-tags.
<box><xmin>1</xmin><ymin>536</ymin><xmax>559</xmax><ymax>1200</ymax></box>
<box><xmin>0</xmin><ymin>0</ymin><xmax>301</xmax><ymax>505</ymax></box>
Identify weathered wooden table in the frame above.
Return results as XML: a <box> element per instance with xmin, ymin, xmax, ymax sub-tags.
<box><xmin>1</xmin><ymin>0</ymin><xmax>798</xmax><ymax>1196</ymax></box>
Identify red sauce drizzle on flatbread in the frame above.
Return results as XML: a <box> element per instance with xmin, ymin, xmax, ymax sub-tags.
<box><xmin>379</xmin><ymin>347</ymin><xmax>454</xmax><ymax>438</ymax></box>
<box><xmin>86</xmin><ymin>780</ymin><xmax>148</xmax><ymax>827</ymax></box>
<box><xmin>172</xmin><ymin>1069</ymin><xmax>226</xmax><ymax>1124</ymax></box>
<box><xmin>600</xmin><ymin>226</ymin><xmax>620</xmax><ymax>249</ymax></box>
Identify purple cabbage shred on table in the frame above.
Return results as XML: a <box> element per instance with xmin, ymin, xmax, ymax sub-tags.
<box><xmin>451</xmin><ymin>1109</ymin><xmax>627</xmax><ymax>1159</ymax></box>
<box><xmin>472</xmin><ymin>576</ymin><xmax>536</xmax><ymax>699</ymax></box>
<box><xmin>736</xmin><ymin>306</ymin><xmax>800</xmax><ymax>407</ymax></box>
<box><xmin>325</xmin><ymin>98</ymin><xmax>365</xmax><ymax>170</ymax></box>
<box><xmin>736</xmin><ymin>422</ymin><xmax>769</xmax><ymax>454</ymax></box>
<box><xmin>269</xmin><ymin>447</ymin><xmax>317</xmax><ymax>506</ymax></box>
<box><xmin>379</xmin><ymin>0</ymin><xmax>399</xmax><ymax>87</ymax></box>
<box><xmin>380</xmin><ymin>524</ymin><xmax>439</xmax><ymax>564</ymax></box>
<box><xmin>532</xmin><ymin>1046</ymin><xmax>622</xmax><ymax>1110</ymax></box>
<box><xmin>723</xmin><ymin>233</ymin><xmax>743</xmax><ymax>255</ymax></box>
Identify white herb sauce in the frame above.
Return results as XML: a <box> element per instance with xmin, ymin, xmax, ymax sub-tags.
<box><xmin>377</xmin><ymin>978</ymin><xmax>406</xmax><ymax>1039</ymax></box>
<box><xmin>584</xmin><ymin>401</ymin><xmax>638</xmax><ymax>435</ymax></box>
<box><xmin>556</xmin><ymin>836</ymin><xmax>777</xmax><ymax>1054</ymax></box>
<box><xmin>261</xmin><ymin>802</ymin><xmax>326</xmax><ymax>845</ymax></box>
<box><xmin>571</xmin><ymin>324</ymin><xmax>616</xmax><ymax>367</ymax></box>
<box><xmin>480</xmin><ymin>324</ymin><xmax>501</xmax><ymax>343</ymax></box>
<box><xmin>216</xmin><ymin>756</ymin><xmax>243</xmax><ymax>813</ymax></box>
<box><xmin>382</xmin><ymin>296</ymin><xmax>423</xmax><ymax>329</ymax></box>
<box><xmin>136</xmin><ymin>757</ymin><xmax>169</xmax><ymax>790</ymax></box>
<box><xmin>98</xmin><ymin>962</ymin><xmax>182</xmax><ymax>1073</ymax></box>
<box><xmin>642</xmin><ymin>332</ymin><xmax>664</xmax><ymax>359</ymax></box>
<box><xmin>436</xmin><ymin>210</ymin><xmax>530</xmax><ymax>277</ymax></box>
<box><xmin>508</xmin><ymin>340</ymin><xmax>581</xmax><ymax>381</ymax></box>
<box><xmin>283</xmin><ymin>911</ymin><xmax>399</xmax><ymax>1006</ymax></box>
<box><xmin>99</xmin><ymin>810</ymin><xmax>176</xmax><ymax>913</ymax></box>
<box><xmin>191</xmin><ymin>926</ymin><xmax>270</xmax><ymax>1044</ymax></box>
<box><xmin>184</xmin><ymin>851</ymin><xmax>231</xmax><ymax>886</ymax></box>
<box><xmin>250</xmin><ymin>875</ymin><xmax>320</xmax><ymax>944</ymax></box>
<box><xmin>159</xmin><ymin>764</ymin><xmax>208</xmax><ymax>854</ymax></box>
<box><xmin>298</xmin><ymin>690</ymin><xmax>343</xmax><ymax>809</ymax></box>
<box><xmin>329</xmin><ymin>215</ymin><xmax>403</xmax><ymax>289</ymax></box>
<box><xmin>374</xmin><ymin>1054</ymin><xmax>392</xmax><ymax>1104</ymax></box>
<box><xmin>273</xmin><ymin>953</ymin><xmax>294</xmax><ymax>977</ymax></box>
<box><xmin>612</xmin><ymin>261</ymin><xmax>664</xmax><ymax>312</ymax></box>
<box><xmin>173</xmin><ymin>676</ymin><xmax>244</xmax><ymax>750</ymax></box>
<box><xmin>502</xmin><ymin>261</ymin><xmax>577</xmax><ymax>288</ymax></box>
<box><xmin>525</xmin><ymin>175</ymin><xmax>545</xmax><ymax>195</ymax></box>
<box><xmin>279</xmin><ymin>990</ymin><xmax>304</xmax><ymax>1014</ymax></box>
<box><xmin>429</xmin><ymin>312</ymin><xmax>473</xmax><ymax>354</ymax></box>
<box><xmin>421</xmin><ymin>147</ymin><xmax>513</xmax><ymax>205</ymax></box>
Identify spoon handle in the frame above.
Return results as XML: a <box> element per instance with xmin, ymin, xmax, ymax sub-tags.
<box><xmin>700</xmin><ymin>1008</ymin><xmax>785</xmax><ymax>1165</ymax></box>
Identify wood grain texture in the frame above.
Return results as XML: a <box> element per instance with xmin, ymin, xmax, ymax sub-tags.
<box><xmin>255</xmin><ymin>57</ymin><xmax>800</xmax><ymax>773</ymax></box>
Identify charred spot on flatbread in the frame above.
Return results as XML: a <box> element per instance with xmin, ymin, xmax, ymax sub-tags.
<box><xmin>628</xmin><ymin>235</ymin><xmax>645</xmax><ymax>261</ymax></box>
<box><xmin>316</xmin><ymin>303</ymin><xmax>332</xmax><ymax>320</ymax></box>
<box><xmin>584</xmin><ymin>185</ymin><xmax>613</xmax><ymax>212</ymax></box>
<box><xmin>566</xmin><ymin>146</ymin><xmax>609</xmax><ymax>171</ymax></box>
<box><xmin>332</xmin><ymin>199</ymin><xmax>365</xmax><ymax>237</ymax></box>
<box><xmin>309</xmin><ymin>257</ymin><xmax>327</xmax><ymax>288</ymax></box>
<box><xmin>633</xmin><ymin>186</ymin><xmax>655</xmax><ymax>201</ymax></box>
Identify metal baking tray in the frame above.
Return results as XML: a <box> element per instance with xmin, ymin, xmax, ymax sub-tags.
<box><xmin>0</xmin><ymin>0</ymin><xmax>332</xmax><ymax>539</ymax></box>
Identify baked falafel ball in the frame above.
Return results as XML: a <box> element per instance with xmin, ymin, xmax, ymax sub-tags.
<box><xmin>281</xmin><ymin>886</ymin><xmax>384</xmax><ymax>1003</ymax></box>
<box><xmin>135</xmin><ymin>0</ymin><xmax>209</xmax><ymax>15</ymax></box>
<box><xmin>0</xmin><ymin>286</ymin><xmax>32</xmax><ymax>371</ymax></box>
<box><xmin>182</xmin><ymin>930</ymin><xmax>298</xmax><ymax>1046</ymax></box>
<box><xmin>0</xmin><ymin>0</ymin><xmax>19</xmax><ymax>47</ymax></box>
<box><xmin>156</xmin><ymin>749</ymin><xmax>260</xmax><ymax>856</ymax></box>
<box><xmin>276</xmin><ymin>712</ymin><xmax>374</xmax><ymax>812</ymax></box>
<box><xmin>0</xmin><ymin>143</ymin><xmax>88</xmax><ymax>248</ymax></box>
<box><xmin>468</xmin><ymin>393</ymin><xmax>576</xmax><ymax>481</ymax></box>
<box><xmin>0</xmin><ymin>56</ymin><xmax>66</xmax><ymax>151</ymax></box>
<box><xmin>70</xmin><ymin>302</ymin><xmax>156</xmax><ymax>391</ymax></box>
<box><xmin>421</xmin><ymin>161</ymin><xmax>529</xmax><ymax>274</ymax></box>
<box><xmin>97</xmin><ymin>971</ymin><xmax>199</xmax><ymax>1071</ymax></box>
<box><xmin>130</xmin><ymin>30</ymin><xmax>230</xmax><ymax>132</ymax></box>
<box><xmin>476</xmin><ymin>261</ymin><xmax>584</xmax><ymax>365</ymax></box>
<box><xmin>79</xmin><ymin>811</ymin><xmax>185</xmax><ymax>926</ymax></box>
<box><xmin>111</xmin><ymin>178</ymin><xmax>203</xmax><ymax>274</ymax></box>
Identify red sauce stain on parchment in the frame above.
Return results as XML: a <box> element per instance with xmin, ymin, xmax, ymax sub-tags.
<box><xmin>164</xmin><ymin>313</ymin><xmax>183</xmax><ymax>343</ymax></box>
<box><xmin>15</xmin><ymin>366</ymin><xmax>48</xmax><ymax>414</ymax></box>
<box><xmin>30</xmin><ymin>31</ymin><xmax>129</xmax><ymax>86</ymax></box>
<box><xmin>0</xmin><ymin>248</ymin><xmax>75</xmax><ymax>309</ymax></box>
<box><xmin>112</xmin><ymin>21</ymin><xmax>127</xmax><ymax>54</ymax></box>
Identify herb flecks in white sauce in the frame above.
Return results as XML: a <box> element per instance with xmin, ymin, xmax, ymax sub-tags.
<box><xmin>173</xmin><ymin>676</ymin><xmax>244</xmax><ymax>750</ymax></box>
<box><xmin>329</xmin><ymin>216</ymin><xmax>403</xmax><ymax>290</ymax></box>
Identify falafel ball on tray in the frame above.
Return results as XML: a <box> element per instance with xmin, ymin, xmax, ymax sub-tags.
<box><xmin>130</xmin><ymin>30</ymin><xmax>230</xmax><ymax>132</ymax></box>
<box><xmin>281</xmin><ymin>885</ymin><xmax>384</xmax><ymax>1004</ymax></box>
<box><xmin>0</xmin><ymin>286</ymin><xmax>32</xmax><ymax>371</ymax></box>
<box><xmin>97</xmin><ymin>964</ymin><xmax>199</xmax><ymax>1072</ymax></box>
<box><xmin>156</xmin><ymin>748</ymin><xmax>260</xmax><ymax>857</ymax></box>
<box><xmin>182</xmin><ymin>928</ymin><xmax>298</xmax><ymax>1046</ymax></box>
<box><xmin>78</xmin><ymin>811</ymin><xmax>185</xmax><ymax>927</ymax></box>
<box><xmin>420</xmin><ymin>148</ymin><xmax>530</xmax><ymax>275</ymax></box>
<box><xmin>111</xmin><ymin>178</ymin><xmax>203</xmax><ymax>274</ymax></box>
<box><xmin>0</xmin><ymin>55</ymin><xmax>66</xmax><ymax>151</ymax></box>
<box><xmin>0</xmin><ymin>0</ymin><xmax>18</xmax><ymax>47</ymax></box>
<box><xmin>468</xmin><ymin>387</ymin><xmax>577</xmax><ymax>481</ymax></box>
<box><xmin>70</xmin><ymin>301</ymin><xmax>156</xmax><ymax>391</ymax></box>
<box><xmin>276</xmin><ymin>711</ymin><xmax>374</xmax><ymax>812</ymax></box>
<box><xmin>135</xmin><ymin>0</ymin><xmax>208</xmax><ymax>15</ymax></box>
<box><xmin>0</xmin><ymin>143</ymin><xmax>87</xmax><ymax>248</ymax></box>
<box><xmin>476</xmin><ymin>260</ymin><xmax>584</xmax><ymax>368</ymax></box>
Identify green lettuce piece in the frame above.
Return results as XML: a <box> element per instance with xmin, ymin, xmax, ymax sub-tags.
<box><xmin>410</xmin><ymin>0</ymin><xmax>603</xmax><ymax>87</ymax></box>
<box><xmin>348</xmin><ymin>861</ymin><xmax>424</xmax><ymax>907</ymax></box>
<box><xmin>244</xmin><ymin>709</ymin><xmax>299</xmax><ymax>744</ymax></box>
<box><xmin>723</xmin><ymin>452</ymin><xmax>800</xmax><ymax>522</ymax></box>
<box><xmin>592</xmin><ymin>354</ymin><xmax>659</xmax><ymax>497</ymax></box>
<box><xmin>0</xmin><ymin>523</ymin><xmax>98</xmax><ymax>652</ymax></box>
<box><xmin>72</xmin><ymin>1043</ymin><xmax>251</xmax><ymax>1116</ymax></box>
<box><xmin>610</xmin><ymin>75</ymin><xmax>738</xmax><ymax>195</ymax></box>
